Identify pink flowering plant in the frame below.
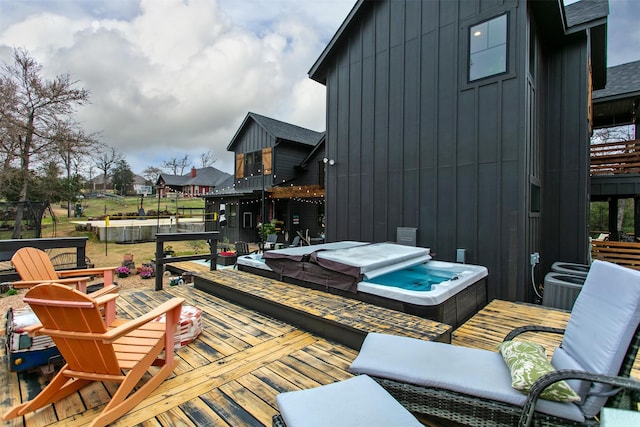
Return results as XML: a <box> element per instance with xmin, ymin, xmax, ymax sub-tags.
<box><xmin>139</xmin><ymin>265</ymin><xmax>154</xmax><ymax>279</ymax></box>
<box><xmin>115</xmin><ymin>266</ymin><xmax>130</xmax><ymax>277</ymax></box>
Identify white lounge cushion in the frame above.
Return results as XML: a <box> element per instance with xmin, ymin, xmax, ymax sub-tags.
<box><xmin>350</xmin><ymin>333</ymin><xmax>585</xmax><ymax>422</ymax></box>
<box><xmin>558</xmin><ymin>260</ymin><xmax>640</xmax><ymax>417</ymax></box>
<box><xmin>276</xmin><ymin>375</ymin><xmax>422</xmax><ymax>427</ymax></box>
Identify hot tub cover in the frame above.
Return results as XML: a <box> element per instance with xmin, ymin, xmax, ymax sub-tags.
<box><xmin>263</xmin><ymin>242</ymin><xmax>431</xmax><ymax>292</ymax></box>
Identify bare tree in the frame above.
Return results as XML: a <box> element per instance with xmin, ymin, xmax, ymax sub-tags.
<box><xmin>163</xmin><ymin>154</ymin><xmax>189</xmax><ymax>175</ymax></box>
<box><xmin>142</xmin><ymin>165</ymin><xmax>163</xmax><ymax>183</ymax></box>
<box><xmin>0</xmin><ymin>48</ymin><xmax>90</xmax><ymax>238</ymax></box>
<box><xmin>94</xmin><ymin>146</ymin><xmax>123</xmax><ymax>191</ymax></box>
<box><xmin>53</xmin><ymin>122</ymin><xmax>102</xmax><ymax>216</ymax></box>
<box><xmin>200</xmin><ymin>149</ymin><xmax>217</xmax><ymax>168</ymax></box>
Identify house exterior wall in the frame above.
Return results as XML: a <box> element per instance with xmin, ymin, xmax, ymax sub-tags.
<box><xmin>318</xmin><ymin>0</ymin><xmax>590</xmax><ymax>302</ymax></box>
<box><xmin>274</xmin><ymin>142</ymin><xmax>314</xmax><ymax>185</ymax></box>
<box><xmin>234</xmin><ymin>122</ymin><xmax>275</xmax><ymax>190</ymax></box>
<box><xmin>539</xmin><ymin>32</ymin><xmax>591</xmax><ymax>275</ymax></box>
<box><xmin>208</xmin><ymin>119</ymin><xmax>324</xmax><ymax>246</ymax></box>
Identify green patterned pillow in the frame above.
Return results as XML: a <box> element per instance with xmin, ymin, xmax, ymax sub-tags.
<box><xmin>497</xmin><ymin>340</ymin><xmax>581</xmax><ymax>403</ymax></box>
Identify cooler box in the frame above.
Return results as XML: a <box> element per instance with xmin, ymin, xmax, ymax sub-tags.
<box><xmin>5</xmin><ymin>307</ymin><xmax>61</xmax><ymax>372</ymax></box>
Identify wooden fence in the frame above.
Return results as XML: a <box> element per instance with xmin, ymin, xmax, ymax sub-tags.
<box><xmin>591</xmin><ymin>240</ymin><xmax>640</xmax><ymax>270</ymax></box>
<box><xmin>590</xmin><ymin>139</ymin><xmax>640</xmax><ymax>175</ymax></box>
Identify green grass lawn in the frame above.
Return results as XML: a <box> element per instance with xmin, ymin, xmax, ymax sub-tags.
<box><xmin>1</xmin><ymin>195</ymin><xmax>209</xmax><ymax>266</ymax></box>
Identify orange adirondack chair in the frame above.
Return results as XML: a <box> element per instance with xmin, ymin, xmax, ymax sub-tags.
<box><xmin>11</xmin><ymin>247</ymin><xmax>118</xmax><ymax>295</ymax></box>
<box><xmin>2</xmin><ymin>283</ymin><xmax>184</xmax><ymax>427</ymax></box>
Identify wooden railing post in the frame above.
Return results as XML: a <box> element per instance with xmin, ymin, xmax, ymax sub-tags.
<box><xmin>153</xmin><ymin>231</ymin><xmax>219</xmax><ymax>291</ymax></box>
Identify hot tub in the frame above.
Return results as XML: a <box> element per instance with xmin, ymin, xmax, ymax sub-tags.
<box><xmin>263</xmin><ymin>242</ymin><xmax>430</xmax><ymax>292</ymax></box>
<box><xmin>236</xmin><ymin>253</ymin><xmax>280</xmax><ymax>279</ymax></box>
<box><xmin>238</xmin><ymin>242</ymin><xmax>369</xmax><ymax>280</ymax></box>
<box><xmin>260</xmin><ymin>242</ymin><xmax>488</xmax><ymax>327</ymax></box>
<box><xmin>357</xmin><ymin>260</ymin><xmax>488</xmax><ymax>327</ymax></box>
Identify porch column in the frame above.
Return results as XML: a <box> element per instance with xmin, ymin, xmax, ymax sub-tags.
<box><xmin>608</xmin><ymin>197</ymin><xmax>619</xmax><ymax>234</ymax></box>
<box><xmin>635</xmin><ymin>197</ymin><xmax>640</xmax><ymax>239</ymax></box>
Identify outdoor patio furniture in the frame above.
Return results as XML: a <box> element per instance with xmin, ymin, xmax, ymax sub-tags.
<box><xmin>233</xmin><ymin>241</ymin><xmax>258</xmax><ymax>269</ymax></box>
<box><xmin>272</xmin><ymin>374</ymin><xmax>422</xmax><ymax>427</ymax></box>
<box><xmin>2</xmin><ymin>283</ymin><xmax>184</xmax><ymax>427</ymax></box>
<box><xmin>259</xmin><ymin>233</ymin><xmax>278</xmax><ymax>251</ymax></box>
<box><xmin>49</xmin><ymin>252</ymin><xmax>95</xmax><ymax>269</ymax></box>
<box><xmin>11</xmin><ymin>247</ymin><xmax>117</xmax><ymax>295</ymax></box>
<box><xmin>286</xmin><ymin>235</ymin><xmax>301</xmax><ymax>248</ymax></box>
<box><xmin>234</xmin><ymin>241</ymin><xmax>257</xmax><ymax>256</ymax></box>
<box><xmin>348</xmin><ymin>260</ymin><xmax>640</xmax><ymax>426</ymax></box>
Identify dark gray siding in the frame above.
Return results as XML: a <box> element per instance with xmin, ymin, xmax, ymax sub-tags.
<box><xmin>539</xmin><ymin>33</ymin><xmax>591</xmax><ymax>274</ymax></box>
<box><xmin>297</xmin><ymin>147</ymin><xmax>325</xmax><ymax>187</ymax></box>
<box><xmin>234</xmin><ymin>122</ymin><xmax>275</xmax><ymax>190</ymax></box>
<box><xmin>274</xmin><ymin>143</ymin><xmax>313</xmax><ymax>184</ymax></box>
<box><xmin>323</xmin><ymin>0</ymin><xmax>539</xmax><ymax>301</ymax></box>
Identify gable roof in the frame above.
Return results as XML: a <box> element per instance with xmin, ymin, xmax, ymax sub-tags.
<box><xmin>564</xmin><ymin>0</ymin><xmax>608</xmax><ymax>29</ymax></box>
<box><xmin>592</xmin><ymin>60</ymin><xmax>640</xmax><ymax>128</ymax></box>
<box><xmin>301</xmin><ymin>133</ymin><xmax>326</xmax><ymax>169</ymax></box>
<box><xmin>156</xmin><ymin>167</ymin><xmax>231</xmax><ymax>188</ymax></box>
<box><xmin>310</xmin><ymin>0</ymin><xmax>608</xmax><ymax>88</ymax></box>
<box><xmin>227</xmin><ymin>112</ymin><xmax>323</xmax><ymax>151</ymax></box>
<box><xmin>594</xmin><ymin>60</ymin><xmax>640</xmax><ymax>101</ymax></box>
<box><xmin>309</xmin><ymin>0</ymin><xmax>364</xmax><ymax>84</ymax></box>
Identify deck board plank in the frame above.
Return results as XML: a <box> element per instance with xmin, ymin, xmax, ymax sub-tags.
<box><xmin>177</xmin><ymin>398</ymin><xmax>227</xmax><ymax>426</ymax></box>
<box><xmin>453</xmin><ymin>299</ymin><xmax>640</xmax><ymax>378</ymax></box>
<box><xmin>7</xmin><ymin>263</ymin><xmax>638</xmax><ymax>426</ymax></box>
<box><xmin>218</xmin><ymin>380</ymin><xmax>277</xmax><ymax>426</ymax></box>
<box><xmin>192</xmin><ymin>268</ymin><xmax>452</xmax><ymax>345</ymax></box>
<box><xmin>235</xmin><ymin>373</ymin><xmax>282</xmax><ymax>409</ymax></box>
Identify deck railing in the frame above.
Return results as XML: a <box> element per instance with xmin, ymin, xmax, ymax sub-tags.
<box><xmin>590</xmin><ymin>138</ymin><xmax>640</xmax><ymax>175</ymax></box>
<box><xmin>154</xmin><ymin>231</ymin><xmax>219</xmax><ymax>290</ymax></box>
<box><xmin>591</xmin><ymin>240</ymin><xmax>640</xmax><ymax>270</ymax></box>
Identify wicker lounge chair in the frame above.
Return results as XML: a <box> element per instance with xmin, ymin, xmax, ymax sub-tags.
<box><xmin>349</xmin><ymin>260</ymin><xmax>640</xmax><ymax>426</ymax></box>
<box><xmin>272</xmin><ymin>375</ymin><xmax>422</xmax><ymax>427</ymax></box>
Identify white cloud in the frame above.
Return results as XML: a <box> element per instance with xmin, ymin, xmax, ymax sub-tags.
<box><xmin>1</xmin><ymin>0</ymin><xmax>637</xmax><ymax>176</ymax></box>
<box><xmin>0</xmin><ymin>0</ymin><xmax>355</xmax><ymax>175</ymax></box>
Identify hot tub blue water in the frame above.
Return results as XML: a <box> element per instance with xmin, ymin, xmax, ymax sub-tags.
<box><xmin>370</xmin><ymin>264</ymin><xmax>456</xmax><ymax>291</ymax></box>
<box><xmin>358</xmin><ymin>260</ymin><xmax>488</xmax><ymax>306</ymax></box>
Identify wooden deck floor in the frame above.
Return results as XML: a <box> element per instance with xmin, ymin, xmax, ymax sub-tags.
<box><xmin>2</xmin><ymin>284</ymin><xmax>360</xmax><ymax>426</ymax></box>
<box><xmin>2</xmin><ymin>264</ymin><xmax>638</xmax><ymax>426</ymax></box>
<box><xmin>191</xmin><ymin>267</ymin><xmax>452</xmax><ymax>348</ymax></box>
<box><xmin>453</xmin><ymin>299</ymin><xmax>640</xmax><ymax>379</ymax></box>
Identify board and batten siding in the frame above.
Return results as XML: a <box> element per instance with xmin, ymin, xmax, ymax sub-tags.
<box><xmin>323</xmin><ymin>0</ymin><xmax>537</xmax><ymax>301</ymax></box>
<box><xmin>234</xmin><ymin>123</ymin><xmax>274</xmax><ymax>190</ymax></box>
<box><xmin>539</xmin><ymin>34</ymin><xmax>591</xmax><ymax>276</ymax></box>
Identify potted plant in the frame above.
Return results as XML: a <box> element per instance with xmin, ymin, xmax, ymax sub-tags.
<box><xmin>163</xmin><ymin>245</ymin><xmax>175</xmax><ymax>257</ymax></box>
<box><xmin>218</xmin><ymin>250</ymin><xmax>237</xmax><ymax>266</ymax></box>
<box><xmin>139</xmin><ymin>265</ymin><xmax>154</xmax><ymax>279</ymax></box>
<box><xmin>257</xmin><ymin>219</ymin><xmax>278</xmax><ymax>240</ymax></box>
<box><xmin>115</xmin><ymin>266</ymin><xmax>130</xmax><ymax>278</ymax></box>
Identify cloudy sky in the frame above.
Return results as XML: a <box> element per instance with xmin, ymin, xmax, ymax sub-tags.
<box><xmin>1</xmin><ymin>0</ymin><xmax>639</xmax><ymax>176</ymax></box>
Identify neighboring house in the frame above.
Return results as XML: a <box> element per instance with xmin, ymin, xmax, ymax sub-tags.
<box><xmin>85</xmin><ymin>173</ymin><xmax>147</xmax><ymax>193</ymax></box>
<box><xmin>86</xmin><ymin>173</ymin><xmax>112</xmax><ymax>191</ymax></box>
<box><xmin>590</xmin><ymin>60</ymin><xmax>640</xmax><ymax>234</ymax></box>
<box><xmin>203</xmin><ymin>112</ymin><xmax>325</xmax><ymax>245</ymax></box>
<box><xmin>308</xmin><ymin>0</ymin><xmax>608</xmax><ymax>302</ymax></box>
<box><xmin>156</xmin><ymin>167</ymin><xmax>231</xmax><ymax>198</ymax></box>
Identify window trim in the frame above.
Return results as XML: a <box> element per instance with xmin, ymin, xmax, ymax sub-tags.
<box><xmin>461</xmin><ymin>9</ymin><xmax>515</xmax><ymax>87</ymax></box>
<box><xmin>243</xmin><ymin>150</ymin><xmax>263</xmax><ymax>178</ymax></box>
